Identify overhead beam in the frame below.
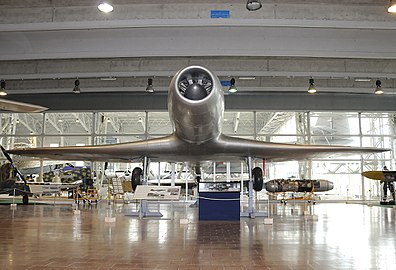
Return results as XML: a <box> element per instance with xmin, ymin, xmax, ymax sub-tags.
<box><xmin>6</xmin><ymin>92</ymin><xmax>396</xmax><ymax>112</ymax></box>
<box><xmin>1</xmin><ymin>26</ymin><xmax>396</xmax><ymax>61</ymax></box>
<box><xmin>2</xmin><ymin>19</ymin><xmax>396</xmax><ymax>32</ymax></box>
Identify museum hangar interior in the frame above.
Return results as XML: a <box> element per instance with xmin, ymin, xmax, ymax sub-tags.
<box><xmin>1</xmin><ymin>1</ymin><xmax>396</xmax><ymax>269</ymax></box>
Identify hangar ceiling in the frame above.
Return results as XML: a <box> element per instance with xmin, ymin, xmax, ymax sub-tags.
<box><xmin>0</xmin><ymin>0</ymin><xmax>396</xmax><ymax>111</ymax></box>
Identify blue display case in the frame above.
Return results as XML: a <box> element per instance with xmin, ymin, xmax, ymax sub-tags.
<box><xmin>198</xmin><ymin>182</ymin><xmax>240</xmax><ymax>221</ymax></box>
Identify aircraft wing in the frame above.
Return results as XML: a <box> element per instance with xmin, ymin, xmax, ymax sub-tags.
<box><xmin>6</xmin><ymin>134</ymin><xmax>389</xmax><ymax>163</ymax></box>
<box><xmin>7</xmin><ymin>135</ymin><xmax>179</xmax><ymax>162</ymax></box>
<box><xmin>210</xmin><ymin>135</ymin><xmax>388</xmax><ymax>162</ymax></box>
<box><xmin>0</xmin><ymin>98</ymin><xmax>48</xmax><ymax>113</ymax></box>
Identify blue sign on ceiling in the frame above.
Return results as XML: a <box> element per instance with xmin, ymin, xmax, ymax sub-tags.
<box><xmin>221</xmin><ymin>80</ymin><xmax>231</xmax><ymax>87</ymax></box>
<box><xmin>210</xmin><ymin>10</ymin><xmax>230</xmax><ymax>19</ymax></box>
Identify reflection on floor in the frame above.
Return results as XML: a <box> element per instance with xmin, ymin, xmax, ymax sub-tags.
<box><xmin>1</xmin><ymin>201</ymin><xmax>396</xmax><ymax>269</ymax></box>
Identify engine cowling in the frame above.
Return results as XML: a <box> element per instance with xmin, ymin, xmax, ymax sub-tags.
<box><xmin>168</xmin><ymin>65</ymin><xmax>224</xmax><ymax>144</ymax></box>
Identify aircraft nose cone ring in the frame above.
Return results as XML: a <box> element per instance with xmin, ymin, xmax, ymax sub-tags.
<box><xmin>184</xmin><ymin>83</ymin><xmax>208</xmax><ymax>100</ymax></box>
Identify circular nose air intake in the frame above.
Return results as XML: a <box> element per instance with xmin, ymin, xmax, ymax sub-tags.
<box><xmin>184</xmin><ymin>83</ymin><xmax>208</xmax><ymax>100</ymax></box>
<box><xmin>177</xmin><ymin>67</ymin><xmax>213</xmax><ymax>101</ymax></box>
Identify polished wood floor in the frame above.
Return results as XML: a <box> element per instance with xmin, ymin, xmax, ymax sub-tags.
<box><xmin>1</xmin><ymin>201</ymin><xmax>395</xmax><ymax>269</ymax></box>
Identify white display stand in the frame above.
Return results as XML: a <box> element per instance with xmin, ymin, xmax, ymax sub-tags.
<box><xmin>126</xmin><ymin>186</ymin><xmax>181</xmax><ymax>218</ymax></box>
<box><xmin>105</xmin><ymin>216</ymin><xmax>116</xmax><ymax>222</ymax></box>
<box><xmin>180</xmin><ymin>218</ymin><xmax>189</xmax><ymax>225</ymax></box>
<box><xmin>264</xmin><ymin>218</ymin><xmax>273</xmax><ymax>225</ymax></box>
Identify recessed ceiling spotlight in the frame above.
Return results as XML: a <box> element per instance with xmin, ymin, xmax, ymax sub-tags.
<box><xmin>146</xmin><ymin>78</ymin><xmax>154</xmax><ymax>93</ymax></box>
<box><xmin>228</xmin><ymin>78</ymin><xmax>238</xmax><ymax>93</ymax></box>
<box><xmin>98</xmin><ymin>1</ymin><xmax>114</xmax><ymax>13</ymax></box>
<box><xmin>73</xmin><ymin>79</ymin><xmax>81</xmax><ymax>94</ymax></box>
<box><xmin>388</xmin><ymin>0</ymin><xmax>396</xmax><ymax>13</ymax></box>
<box><xmin>0</xmin><ymin>80</ymin><xmax>7</xmax><ymax>96</ymax></box>
<box><xmin>374</xmin><ymin>80</ymin><xmax>384</xmax><ymax>95</ymax></box>
<box><xmin>246</xmin><ymin>0</ymin><xmax>262</xmax><ymax>11</ymax></box>
<box><xmin>307</xmin><ymin>78</ymin><xmax>317</xmax><ymax>94</ymax></box>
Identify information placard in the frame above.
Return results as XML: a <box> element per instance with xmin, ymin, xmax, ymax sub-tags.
<box><xmin>133</xmin><ymin>185</ymin><xmax>181</xmax><ymax>200</ymax></box>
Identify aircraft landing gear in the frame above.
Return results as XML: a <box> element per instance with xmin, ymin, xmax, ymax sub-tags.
<box><xmin>252</xmin><ymin>167</ymin><xmax>263</xmax><ymax>192</ymax></box>
<box><xmin>131</xmin><ymin>167</ymin><xmax>142</xmax><ymax>191</ymax></box>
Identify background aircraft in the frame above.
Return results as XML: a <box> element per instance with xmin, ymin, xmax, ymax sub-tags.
<box><xmin>0</xmin><ymin>144</ymin><xmax>94</xmax><ymax>204</ymax></box>
<box><xmin>362</xmin><ymin>169</ymin><xmax>395</xmax><ymax>205</ymax></box>
<box><xmin>0</xmin><ymin>146</ymin><xmax>30</xmax><ymax>203</ymax></box>
<box><xmin>3</xmin><ymin>66</ymin><xmax>388</xmax><ymax>197</ymax></box>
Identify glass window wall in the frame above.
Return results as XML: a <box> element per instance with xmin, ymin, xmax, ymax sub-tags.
<box><xmin>0</xmin><ymin>110</ymin><xmax>395</xmax><ymax>202</ymax></box>
<box><xmin>1</xmin><ymin>113</ymin><xmax>43</xmax><ymax>135</ymax></box>
<box><xmin>310</xmin><ymin>112</ymin><xmax>360</xmax><ymax>136</ymax></box>
<box><xmin>96</xmin><ymin>112</ymin><xmax>146</xmax><ymax>135</ymax></box>
<box><xmin>45</xmin><ymin>112</ymin><xmax>92</xmax><ymax>135</ymax></box>
<box><xmin>223</xmin><ymin>112</ymin><xmax>254</xmax><ymax>136</ymax></box>
<box><xmin>147</xmin><ymin>112</ymin><xmax>173</xmax><ymax>135</ymax></box>
<box><xmin>361</xmin><ymin>113</ymin><xmax>394</xmax><ymax>136</ymax></box>
<box><xmin>43</xmin><ymin>136</ymin><xmax>92</xmax><ymax>147</ymax></box>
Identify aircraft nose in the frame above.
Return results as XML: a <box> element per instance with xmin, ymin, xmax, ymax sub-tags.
<box><xmin>184</xmin><ymin>83</ymin><xmax>208</xmax><ymax>100</ymax></box>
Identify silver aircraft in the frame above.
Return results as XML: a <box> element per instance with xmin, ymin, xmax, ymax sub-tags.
<box><xmin>4</xmin><ymin>65</ymin><xmax>388</xmax><ymax>194</ymax></box>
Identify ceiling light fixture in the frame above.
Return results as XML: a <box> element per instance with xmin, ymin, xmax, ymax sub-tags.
<box><xmin>354</xmin><ymin>78</ymin><xmax>371</xmax><ymax>82</ymax></box>
<box><xmin>246</xmin><ymin>0</ymin><xmax>262</xmax><ymax>11</ymax></box>
<box><xmin>146</xmin><ymin>78</ymin><xmax>154</xmax><ymax>93</ymax></box>
<box><xmin>238</xmin><ymin>76</ymin><xmax>256</xmax><ymax>80</ymax></box>
<box><xmin>98</xmin><ymin>1</ymin><xmax>114</xmax><ymax>13</ymax></box>
<box><xmin>228</xmin><ymin>78</ymin><xmax>238</xmax><ymax>93</ymax></box>
<box><xmin>0</xmin><ymin>80</ymin><xmax>7</xmax><ymax>96</ymax></box>
<box><xmin>307</xmin><ymin>78</ymin><xmax>317</xmax><ymax>94</ymax></box>
<box><xmin>73</xmin><ymin>79</ymin><xmax>81</xmax><ymax>94</ymax></box>
<box><xmin>374</xmin><ymin>80</ymin><xmax>384</xmax><ymax>95</ymax></box>
<box><xmin>100</xmin><ymin>77</ymin><xmax>116</xmax><ymax>81</ymax></box>
<box><xmin>388</xmin><ymin>0</ymin><xmax>396</xmax><ymax>13</ymax></box>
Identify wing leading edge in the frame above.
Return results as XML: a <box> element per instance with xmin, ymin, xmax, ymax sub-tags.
<box><xmin>212</xmin><ymin>135</ymin><xmax>388</xmax><ymax>162</ymax></box>
<box><xmin>7</xmin><ymin>135</ymin><xmax>179</xmax><ymax>162</ymax></box>
<box><xmin>6</xmin><ymin>134</ymin><xmax>389</xmax><ymax>163</ymax></box>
